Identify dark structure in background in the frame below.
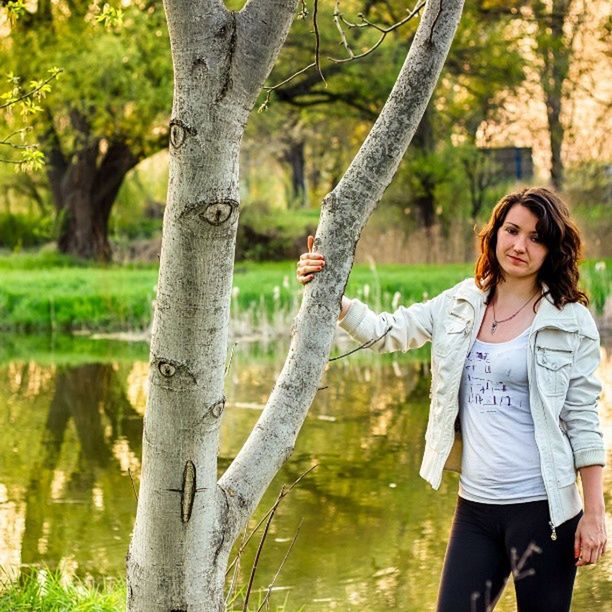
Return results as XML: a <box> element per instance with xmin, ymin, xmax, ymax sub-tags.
<box><xmin>482</xmin><ymin>146</ymin><xmax>533</xmax><ymax>181</ymax></box>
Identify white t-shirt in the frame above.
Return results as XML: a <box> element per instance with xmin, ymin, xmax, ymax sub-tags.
<box><xmin>458</xmin><ymin>326</ymin><xmax>548</xmax><ymax>503</ymax></box>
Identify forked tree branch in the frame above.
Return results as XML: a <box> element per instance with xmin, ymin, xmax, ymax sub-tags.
<box><xmin>235</xmin><ymin>0</ymin><xmax>301</xmax><ymax>106</ymax></box>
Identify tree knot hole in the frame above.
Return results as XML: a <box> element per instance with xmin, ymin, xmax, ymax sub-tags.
<box><xmin>159</xmin><ymin>362</ymin><xmax>176</xmax><ymax>377</ymax></box>
<box><xmin>193</xmin><ymin>56</ymin><xmax>208</xmax><ymax>71</ymax></box>
<box><xmin>200</xmin><ymin>200</ymin><xmax>238</xmax><ymax>226</ymax></box>
<box><xmin>169</xmin><ymin>119</ymin><xmax>197</xmax><ymax>149</ymax></box>
<box><xmin>210</xmin><ymin>397</ymin><xmax>225</xmax><ymax>418</ymax></box>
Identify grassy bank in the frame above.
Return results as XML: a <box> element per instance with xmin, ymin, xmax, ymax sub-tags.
<box><xmin>0</xmin><ymin>569</ymin><xmax>295</xmax><ymax>611</ymax></box>
<box><xmin>0</xmin><ymin>570</ymin><xmax>125</xmax><ymax>611</ymax></box>
<box><xmin>0</xmin><ymin>253</ymin><xmax>609</xmax><ymax>332</ymax></box>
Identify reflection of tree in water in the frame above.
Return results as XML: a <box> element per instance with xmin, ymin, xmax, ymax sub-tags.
<box><xmin>20</xmin><ymin>363</ymin><xmax>142</xmax><ymax>575</ymax></box>
<box><xmin>225</xmin><ymin>356</ymin><xmax>453</xmax><ymax>610</ymax></box>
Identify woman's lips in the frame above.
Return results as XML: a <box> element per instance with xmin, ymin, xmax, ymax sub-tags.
<box><xmin>508</xmin><ymin>255</ymin><xmax>527</xmax><ymax>264</ymax></box>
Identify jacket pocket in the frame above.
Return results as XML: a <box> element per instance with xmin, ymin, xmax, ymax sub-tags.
<box><xmin>433</xmin><ymin>314</ymin><xmax>469</xmax><ymax>357</ymax></box>
<box><xmin>535</xmin><ymin>347</ymin><xmax>573</xmax><ymax>397</ymax></box>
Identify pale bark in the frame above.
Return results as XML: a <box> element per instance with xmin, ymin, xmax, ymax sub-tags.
<box><xmin>128</xmin><ymin>0</ymin><xmax>463</xmax><ymax>610</ymax></box>
<box><xmin>127</xmin><ymin>0</ymin><xmax>298</xmax><ymax>610</ymax></box>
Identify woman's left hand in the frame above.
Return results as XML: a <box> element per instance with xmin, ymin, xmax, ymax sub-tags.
<box><xmin>574</xmin><ymin>510</ymin><xmax>607</xmax><ymax>566</ymax></box>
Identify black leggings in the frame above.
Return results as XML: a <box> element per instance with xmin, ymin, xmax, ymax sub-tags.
<box><xmin>437</xmin><ymin>497</ymin><xmax>582</xmax><ymax>612</ymax></box>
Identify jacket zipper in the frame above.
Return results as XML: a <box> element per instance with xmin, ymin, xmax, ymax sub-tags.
<box><xmin>548</xmin><ymin>521</ymin><xmax>557</xmax><ymax>541</ymax></box>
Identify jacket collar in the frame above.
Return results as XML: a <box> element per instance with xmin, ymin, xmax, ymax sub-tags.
<box><xmin>531</xmin><ymin>289</ymin><xmax>579</xmax><ymax>333</ymax></box>
<box><xmin>454</xmin><ymin>278</ymin><xmax>579</xmax><ymax>333</ymax></box>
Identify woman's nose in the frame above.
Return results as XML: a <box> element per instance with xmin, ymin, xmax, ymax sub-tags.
<box><xmin>513</xmin><ymin>234</ymin><xmax>528</xmax><ymax>252</ymax></box>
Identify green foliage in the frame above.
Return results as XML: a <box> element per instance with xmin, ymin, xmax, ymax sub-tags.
<box><xmin>0</xmin><ymin>68</ymin><xmax>62</xmax><ymax>170</ymax></box>
<box><xmin>3</xmin><ymin>1</ymin><xmax>172</xmax><ymax>162</ymax></box>
<box><xmin>110</xmin><ymin>157</ymin><xmax>167</xmax><ymax>241</ymax></box>
<box><xmin>0</xmin><ymin>568</ymin><xmax>125</xmax><ymax>611</ymax></box>
<box><xmin>0</xmin><ymin>211</ymin><xmax>55</xmax><ymax>249</ymax></box>
<box><xmin>0</xmin><ymin>568</ymin><xmax>298</xmax><ymax>612</ymax></box>
<box><xmin>96</xmin><ymin>3</ymin><xmax>125</xmax><ymax>29</ymax></box>
<box><xmin>0</xmin><ymin>259</ymin><xmax>158</xmax><ymax>331</ymax></box>
<box><xmin>237</xmin><ymin>203</ymin><xmax>319</xmax><ymax>261</ymax></box>
<box><xmin>581</xmin><ymin>260</ymin><xmax>611</xmax><ymax>316</ymax></box>
<box><xmin>565</xmin><ymin>161</ymin><xmax>612</xmax><ymax>206</ymax></box>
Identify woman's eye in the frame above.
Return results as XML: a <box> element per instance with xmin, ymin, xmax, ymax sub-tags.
<box><xmin>505</xmin><ymin>227</ymin><xmax>517</xmax><ymax>234</ymax></box>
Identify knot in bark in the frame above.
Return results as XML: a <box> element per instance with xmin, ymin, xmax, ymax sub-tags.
<box><xmin>169</xmin><ymin>119</ymin><xmax>197</xmax><ymax>149</ymax></box>
<box><xmin>151</xmin><ymin>356</ymin><xmax>197</xmax><ymax>388</ymax></box>
<box><xmin>181</xmin><ymin>460</ymin><xmax>196</xmax><ymax>523</ymax></box>
<box><xmin>210</xmin><ymin>397</ymin><xmax>225</xmax><ymax>418</ymax></box>
<box><xmin>159</xmin><ymin>362</ymin><xmax>176</xmax><ymax>377</ymax></box>
<box><xmin>192</xmin><ymin>56</ymin><xmax>208</xmax><ymax>71</ymax></box>
<box><xmin>200</xmin><ymin>200</ymin><xmax>238</xmax><ymax>226</ymax></box>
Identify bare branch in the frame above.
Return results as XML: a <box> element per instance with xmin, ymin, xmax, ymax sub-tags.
<box><xmin>329</xmin><ymin>325</ymin><xmax>392</xmax><ymax>362</ymax></box>
<box><xmin>262</xmin><ymin>1</ymin><xmax>424</xmax><ymax>108</ymax></box>
<box><xmin>225</xmin><ymin>341</ymin><xmax>238</xmax><ymax>377</ymax></box>
<box><xmin>256</xmin><ymin>518</ymin><xmax>304</xmax><ymax>611</ymax></box>
<box><xmin>0</xmin><ymin>141</ymin><xmax>37</xmax><ymax>150</ymax></box>
<box><xmin>329</xmin><ymin>1</ymin><xmax>426</xmax><ymax>63</ymax></box>
<box><xmin>333</xmin><ymin>0</ymin><xmax>355</xmax><ymax>58</ymax></box>
<box><xmin>225</xmin><ymin>465</ymin><xmax>317</xmax><ymax>577</ymax></box>
<box><xmin>240</xmin><ymin>466</ymin><xmax>316</xmax><ymax>611</ymax></box>
<box><xmin>313</xmin><ymin>0</ymin><xmax>326</xmax><ymax>86</ymax></box>
<box><xmin>224</xmin><ymin>529</ymin><xmax>247</xmax><ymax>607</ymax></box>
<box><xmin>128</xmin><ymin>467</ymin><xmax>139</xmax><ymax>503</ymax></box>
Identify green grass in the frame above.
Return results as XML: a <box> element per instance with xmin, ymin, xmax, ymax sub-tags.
<box><xmin>0</xmin><ymin>252</ymin><xmax>609</xmax><ymax>333</ymax></box>
<box><xmin>0</xmin><ymin>569</ymin><xmax>125</xmax><ymax>611</ymax></box>
<box><xmin>0</xmin><ymin>569</ymin><xmax>297</xmax><ymax>611</ymax></box>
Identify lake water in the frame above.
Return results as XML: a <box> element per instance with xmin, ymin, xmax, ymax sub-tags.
<box><xmin>0</xmin><ymin>334</ymin><xmax>610</xmax><ymax>610</ymax></box>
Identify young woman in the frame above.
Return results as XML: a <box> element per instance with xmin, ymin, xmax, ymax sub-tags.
<box><xmin>296</xmin><ymin>187</ymin><xmax>606</xmax><ymax>611</ymax></box>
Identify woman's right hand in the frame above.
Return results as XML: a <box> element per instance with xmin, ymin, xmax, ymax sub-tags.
<box><xmin>297</xmin><ymin>235</ymin><xmax>326</xmax><ymax>285</ymax></box>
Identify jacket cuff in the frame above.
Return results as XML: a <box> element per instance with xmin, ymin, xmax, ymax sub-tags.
<box><xmin>574</xmin><ymin>448</ymin><xmax>606</xmax><ymax>469</ymax></box>
<box><xmin>339</xmin><ymin>299</ymin><xmax>367</xmax><ymax>335</ymax></box>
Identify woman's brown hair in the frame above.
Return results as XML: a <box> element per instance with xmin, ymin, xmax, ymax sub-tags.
<box><xmin>475</xmin><ymin>187</ymin><xmax>588</xmax><ymax>308</ymax></box>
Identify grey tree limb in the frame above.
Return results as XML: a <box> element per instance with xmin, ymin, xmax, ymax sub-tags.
<box><xmin>219</xmin><ymin>0</ymin><xmax>465</xmax><ymax>539</ymax></box>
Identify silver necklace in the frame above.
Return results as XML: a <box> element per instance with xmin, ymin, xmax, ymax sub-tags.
<box><xmin>490</xmin><ymin>291</ymin><xmax>538</xmax><ymax>335</ymax></box>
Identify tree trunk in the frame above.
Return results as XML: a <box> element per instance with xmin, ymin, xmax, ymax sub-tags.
<box><xmin>283</xmin><ymin>139</ymin><xmax>307</xmax><ymax>207</ymax></box>
<box><xmin>127</xmin><ymin>1</ymin><xmax>299</xmax><ymax>609</ymax></box>
<box><xmin>127</xmin><ymin>1</ymin><xmax>464</xmax><ymax>610</ymax></box>
<box><xmin>535</xmin><ymin>0</ymin><xmax>572</xmax><ymax>190</ymax></box>
<box><xmin>412</xmin><ymin>101</ymin><xmax>437</xmax><ymax>236</ymax></box>
<box><xmin>47</xmin><ymin>138</ymin><xmax>138</xmax><ymax>262</ymax></box>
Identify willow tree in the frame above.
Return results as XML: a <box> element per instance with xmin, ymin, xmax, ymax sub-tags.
<box><xmin>126</xmin><ymin>0</ymin><xmax>464</xmax><ymax>609</ymax></box>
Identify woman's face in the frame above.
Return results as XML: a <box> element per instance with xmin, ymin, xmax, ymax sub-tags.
<box><xmin>495</xmin><ymin>204</ymin><xmax>549</xmax><ymax>283</ymax></box>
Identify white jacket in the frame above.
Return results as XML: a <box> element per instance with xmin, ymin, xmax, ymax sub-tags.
<box><xmin>340</xmin><ymin>278</ymin><xmax>605</xmax><ymax>528</ymax></box>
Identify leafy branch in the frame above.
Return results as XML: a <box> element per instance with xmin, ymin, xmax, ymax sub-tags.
<box><xmin>0</xmin><ymin>68</ymin><xmax>62</xmax><ymax>171</ymax></box>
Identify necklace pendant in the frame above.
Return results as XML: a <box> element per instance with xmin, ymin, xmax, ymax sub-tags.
<box><xmin>491</xmin><ymin>321</ymin><xmax>498</xmax><ymax>334</ymax></box>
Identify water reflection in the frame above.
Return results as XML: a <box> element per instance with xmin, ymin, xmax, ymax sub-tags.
<box><xmin>1</xmin><ymin>362</ymin><xmax>141</xmax><ymax>581</ymax></box>
<box><xmin>0</xmin><ymin>339</ymin><xmax>610</xmax><ymax>610</ymax></box>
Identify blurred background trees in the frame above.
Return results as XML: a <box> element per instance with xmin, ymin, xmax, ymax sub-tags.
<box><xmin>0</xmin><ymin>0</ymin><xmax>609</xmax><ymax>261</ymax></box>
<box><xmin>1</xmin><ymin>0</ymin><xmax>171</xmax><ymax>260</ymax></box>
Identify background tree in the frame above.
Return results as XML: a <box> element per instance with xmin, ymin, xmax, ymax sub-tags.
<box><xmin>530</xmin><ymin>0</ymin><xmax>576</xmax><ymax>189</ymax></box>
<box><xmin>126</xmin><ymin>0</ymin><xmax>464</xmax><ymax>609</ymax></box>
<box><xmin>241</xmin><ymin>0</ymin><xmax>525</xmax><ymax>240</ymax></box>
<box><xmin>1</xmin><ymin>0</ymin><xmax>172</xmax><ymax>260</ymax></box>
